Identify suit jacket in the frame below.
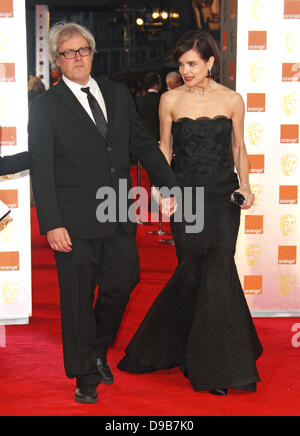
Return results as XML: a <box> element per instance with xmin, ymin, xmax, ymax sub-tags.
<box><xmin>28</xmin><ymin>78</ymin><xmax>177</xmax><ymax>239</ymax></box>
<box><xmin>136</xmin><ymin>92</ymin><xmax>161</xmax><ymax>143</ymax></box>
<box><xmin>0</xmin><ymin>152</ymin><xmax>30</xmax><ymax>176</ymax></box>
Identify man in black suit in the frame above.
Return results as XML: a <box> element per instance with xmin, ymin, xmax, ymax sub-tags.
<box><xmin>28</xmin><ymin>22</ymin><xmax>177</xmax><ymax>404</ymax></box>
<box><xmin>136</xmin><ymin>73</ymin><xmax>162</xmax><ymax>143</ymax></box>
<box><xmin>0</xmin><ymin>152</ymin><xmax>30</xmax><ymax>176</ymax></box>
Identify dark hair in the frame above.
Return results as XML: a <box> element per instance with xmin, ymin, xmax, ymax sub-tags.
<box><xmin>173</xmin><ymin>30</ymin><xmax>220</xmax><ymax>81</ymax></box>
<box><xmin>143</xmin><ymin>72</ymin><xmax>161</xmax><ymax>90</ymax></box>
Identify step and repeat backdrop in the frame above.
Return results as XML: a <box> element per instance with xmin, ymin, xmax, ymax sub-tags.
<box><xmin>232</xmin><ymin>0</ymin><xmax>300</xmax><ymax>315</ymax></box>
<box><xmin>0</xmin><ymin>0</ymin><xmax>299</xmax><ymax>322</ymax></box>
<box><xmin>0</xmin><ymin>0</ymin><xmax>31</xmax><ymax>325</ymax></box>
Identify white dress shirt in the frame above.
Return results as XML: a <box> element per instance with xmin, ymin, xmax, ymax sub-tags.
<box><xmin>62</xmin><ymin>75</ymin><xmax>108</xmax><ymax>123</ymax></box>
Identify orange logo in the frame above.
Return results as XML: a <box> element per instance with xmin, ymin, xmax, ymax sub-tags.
<box><xmin>247</xmin><ymin>93</ymin><xmax>266</xmax><ymax>112</ymax></box>
<box><xmin>280</xmin><ymin>125</ymin><xmax>299</xmax><ymax>143</ymax></box>
<box><xmin>245</xmin><ymin>215</ymin><xmax>264</xmax><ymax>234</ymax></box>
<box><xmin>278</xmin><ymin>246</ymin><xmax>297</xmax><ymax>265</ymax></box>
<box><xmin>284</xmin><ymin>0</ymin><xmax>300</xmax><ymax>18</ymax></box>
<box><xmin>0</xmin><ymin>63</ymin><xmax>15</xmax><ymax>83</ymax></box>
<box><xmin>0</xmin><ymin>252</ymin><xmax>19</xmax><ymax>271</ymax></box>
<box><xmin>248</xmin><ymin>31</ymin><xmax>267</xmax><ymax>50</ymax></box>
<box><xmin>0</xmin><ymin>190</ymin><xmax>18</xmax><ymax>208</ymax></box>
<box><xmin>0</xmin><ymin>0</ymin><xmax>13</xmax><ymax>18</ymax></box>
<box><xmin>0</xmin><ymin>127</ymin><xmax>17</xmax><ymax>146</ymax></box>
<box><xmin>282</xmin><ymin>63</ymin><xmax>300</xmax><ymax>82</ymax></box>
<box><xmin>244</xmin><ymin>276</ymin><xmax>263</xmax><ymax>295</ymax></box>
<box><xmin>231</xmin><ymin>0</ymin><xmax>236</xmax><ymax>18</ymax></box>
<box><xmin>222</xmin><ymin>32</ymin><xmax>228</xmax><ymax>51</ymax></box>
<box><xmin>279</xmin><ymin>186</ymin><xmax>298</xmax><ymax>204</ymax></box>
<box><xmin>249</xmin><ymin>155</ymin><xmax>265</xmax><ymax>174</ymax></box>
<box><xmin>229</xmin><ymin>62</ymin><xmax>235</xmax><ymax>82</ymax></box>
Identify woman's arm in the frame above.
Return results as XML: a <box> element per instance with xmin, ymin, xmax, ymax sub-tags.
<box><xmin>159</xmin><ymin>92</ymin><xmax>174</xmax><ymax>165</ymax></box>
<box><xmin>231</xmin><ymin>93</ymin><xmax>255</xmax><ymax>209</ymax></box>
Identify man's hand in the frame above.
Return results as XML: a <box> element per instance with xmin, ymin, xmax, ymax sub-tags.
<box><xmin>47</xmin><ymin>227</ymin><xmax>72</xmax><ymax>253</ymax></box>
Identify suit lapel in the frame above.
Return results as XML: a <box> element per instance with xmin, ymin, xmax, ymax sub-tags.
<box><xmin>55</xmin><ymin>80</ymin><xmax>105</xmax><ymax>140</ymax></box>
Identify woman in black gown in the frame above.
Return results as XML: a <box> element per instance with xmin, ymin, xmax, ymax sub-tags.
<box><xmin>118</xmin><ymin>30</ymin><xmax>263</xmax><ymax>396</ymax></box>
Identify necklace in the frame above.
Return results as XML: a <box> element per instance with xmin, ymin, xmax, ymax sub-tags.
<box><xmin>188</xmin><ymin>81</ymin><xmax>215</xmax><ymax>102</ymax></box>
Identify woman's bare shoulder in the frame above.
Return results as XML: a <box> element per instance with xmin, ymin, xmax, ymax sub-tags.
<box><xmin>161</xmin><ymin>86</ymin><xmax>185</xmax><ymax>103</ymax></box>
<box><xmin>216</xmin><ymin>83</ymin><xmax>244</xmax><ymax>102</ymax></box>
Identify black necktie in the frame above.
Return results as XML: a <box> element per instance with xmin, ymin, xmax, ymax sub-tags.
<box><xmin>81</xmin><ymin>87</ymin><xmax>108</xmax><ymax>139</ymax></box>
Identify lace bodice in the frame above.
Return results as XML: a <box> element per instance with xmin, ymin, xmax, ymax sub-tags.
<box><xmin>171</xmin><ymin>116</ymin><xmax>234</xmax><ymax>178</ymax></box>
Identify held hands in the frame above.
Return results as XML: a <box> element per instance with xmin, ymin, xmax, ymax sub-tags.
<box><xmin>236</xmin><ymin>185</ymin><xmax>255</xmax><ymax>210</ymax></box>
<box><xmin>151</xmin><ymin>187</ymin><xmax>178</xmax><ymax>217</ymax></box>
<box><xmin>47</xmin><ymin>227</ymin><xmax>72</xmax><ymax>253</ymax></box>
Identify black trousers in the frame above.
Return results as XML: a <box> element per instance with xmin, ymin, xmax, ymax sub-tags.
<box><xmin>54</xmin><ymin>225</ymin><xmax>140</xmax><ymax>379</ymax></box>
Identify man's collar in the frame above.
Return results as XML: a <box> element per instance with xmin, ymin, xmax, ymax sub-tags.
<box><xmin>62</xmin><ymin>75</ymin><xmax>92</xmax><ymax>95</ymax></box>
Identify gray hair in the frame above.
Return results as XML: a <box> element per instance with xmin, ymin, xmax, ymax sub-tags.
<box><xmin>49</xmin><ymin>22</ymin><xmax>96</xmax><ymax>71</ymax></box>
<box><xmin>166</xmin><ymin>71</ymin><xmax>181</xmax><ymax>84</ymax></box>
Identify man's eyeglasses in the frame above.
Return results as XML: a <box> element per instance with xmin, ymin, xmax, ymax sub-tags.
<box><xmin>58</xmin><ymin>47</ymin><xmax>92</xmax><ymax>59</ymax></box>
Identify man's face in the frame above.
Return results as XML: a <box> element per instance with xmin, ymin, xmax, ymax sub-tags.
<box><xmin>56</xmin><ymin>33</ymin><xmax>93</xmax><ymax>85</ymax></box>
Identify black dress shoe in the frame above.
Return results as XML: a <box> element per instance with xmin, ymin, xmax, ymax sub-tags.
<box><xmin>210</xmin><ymin>388</ymin><xmax>228</xmax><ymax>396</ymax></box>
<box><xmin>75</xmin><ymin>387</ymin><xmax>98</xmax><ymax>404</ymax></box>
<box><xmin>96</xmin><ymin>357</ymin><xmax>114</xmax><ymax>385</ymax></box>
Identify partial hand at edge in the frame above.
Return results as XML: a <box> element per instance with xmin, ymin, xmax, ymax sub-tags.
<box><xmin>47</xmin><ymin>227</ymin><xmax>72</xmax><ymax>253</ymax></box>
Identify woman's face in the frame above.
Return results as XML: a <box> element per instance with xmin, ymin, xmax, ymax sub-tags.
<box><xmin>178</xmin><ymin>48</ymin><xmax>214</xmax><ymax>88</ymax></box>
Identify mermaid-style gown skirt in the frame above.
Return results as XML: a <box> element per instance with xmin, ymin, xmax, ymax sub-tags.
<box><xmin>118</xmin><ymin>117</ymin><xmax>263</xmax><ymax>391</ymax></box>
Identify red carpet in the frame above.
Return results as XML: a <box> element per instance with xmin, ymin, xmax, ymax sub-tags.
<box><xmin>0</xmin><ymin>184</ymin><xmax>300</xmax><ymax>415</ymax></box>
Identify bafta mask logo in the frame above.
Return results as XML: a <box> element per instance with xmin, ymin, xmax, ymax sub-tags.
<box><xmin>0</xmin><ymin>174</ymin><xmax>19</xmax><ymax>182</ymax></box>
<box><xmin>1</xmin><ymin>281</ymin><xmax>19</xmax><ymax>305</ymax></box>
<box><xmin>250</xmin><ymin>0</ymin><xmax>266</xmax><ymax>20</ymax></box>
<box><xmin>282</xmin><ymin>92</ymin><xmax>299</xmax><ymax>115</ymax></box>
<box><xmin>0</xmin><ymin>94</ymin><xmax>13</xmax><ymax>119</ymax></box>
<box><xmin>0</xmin><ymin>29</ymin><xmax>11</xmax><ymax>55</ymax></box>
<box><xmin>284</xmin><ymin>30</ymin><xmax>299</xmax><ymax>53</ymax></box>
<box><xmin>281</xmin><ymin>153</ymin><xmax>298</xmax><ymax>176</ymax></box>
<box><xmin>250</xmin><ymin>184</ymin><xmax>263</xmax><ymax>205</ymax></box>
<box><xmin>280</xmin><ymin>214</ymin><xmax>296</xmax><ymax>237</ymax></box>
<box><xmin>279</xmin><ymin>274</ymin><xmax>295</xmax><ymax>297</ymax></box>
<box><xmin>249</xmin><ymin>61</ymin><xmax>265</xmax><ymax>83</ymax></box>
<box><xmin>246</xmin><ymin>244</ymin><xmax>262</xmax><ymax>266</ymax></box>
<box><xmin>0</xmin><ymin>217</ymin><xmax>15</xmax><ymax>242</ymax></box>
<box><xmin>247</xmin><ymin>123</ymin><xmax>264</xmax><ymax>145</ymax></box>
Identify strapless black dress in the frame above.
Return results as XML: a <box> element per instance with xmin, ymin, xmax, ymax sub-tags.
<box><xmin>118</xmin><ymin>117</ymin><xmax>263</xmax><ymax>391</ymax></box>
